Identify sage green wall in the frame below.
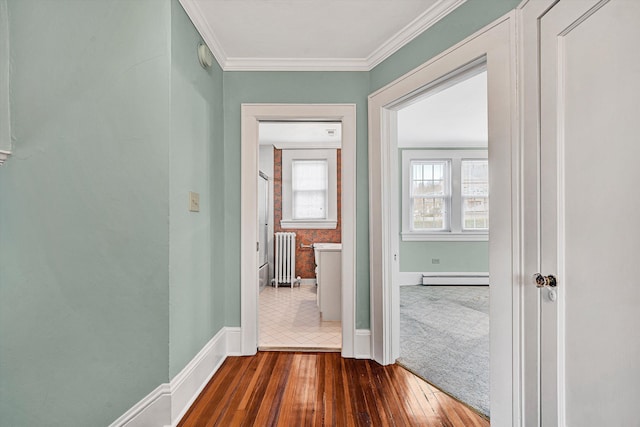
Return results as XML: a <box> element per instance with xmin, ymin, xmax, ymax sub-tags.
<box><xmin>369</xmin><ymin>0</ymin><xmax>521</xmax><ymax>92</ymax></box>
<box><xmin>222</xmin><ymin>71</ymin><xmax>371</xmax><ymax>329</ymax></box>
<box><xmin>169</xmin><ymin>0</ymin><xmax>225</xmax><ymax>378</ymax></box>
<box><xmin>0</xmin><ymin>1</ymin><xmax>171</xmax><ymax>426</ymax></box>
<box><xmin>400</xmin><ymin>241</ymin><xmax>489</xmax><ymax>272</ymax></box>
<box><xmin>0</xmin><ymin>0</ymin><xmax>9</xmax><ymax>152</ymax></box>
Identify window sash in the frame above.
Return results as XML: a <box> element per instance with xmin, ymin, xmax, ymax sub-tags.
<box><xmin>409</xmin><ymin>160</ymin><xmax>450</xmax><ymax>231</ymax></box>
<box><xmin>292</xmin><ymin>159</ymin><xmax>328</xmax><ymax>220</ymax></box>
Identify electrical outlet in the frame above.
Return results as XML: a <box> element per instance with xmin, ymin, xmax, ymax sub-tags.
<box><xmin>431</xmin><ymin>258</ymin><xmax>440</xmax><ymax>264</ymax></box>
<box><xmin>189</xmin><ymin>191</ymin><xmax>200</xmax><ymax>212</ymax></box>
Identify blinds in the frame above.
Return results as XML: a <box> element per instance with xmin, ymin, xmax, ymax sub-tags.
<box><xmin>292</xmin><ymin>159</ymin><xmax>328</xmax><ymax>220</ymax></box>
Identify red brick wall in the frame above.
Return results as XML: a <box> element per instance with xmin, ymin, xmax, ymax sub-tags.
<box><xmin>274</xmin><ymin>148</ymin><xmax>342</xmax><ymax>278</ymax></box>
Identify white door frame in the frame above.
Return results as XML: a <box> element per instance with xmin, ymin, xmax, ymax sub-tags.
<box><xmin>368</xmin><ymin>13</ymin><xmax>522</xmax><ymax>425</ymax></box>
<box><xmin>240</xmin><ymin>103</ymin><xmax>357</xmax><ymax>358</ymax></box>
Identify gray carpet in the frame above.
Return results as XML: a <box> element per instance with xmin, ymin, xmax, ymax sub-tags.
<box><xmin>398</xmin><ymin>285</ymin><xmax>489</xmax><ymax>416</ymax></box>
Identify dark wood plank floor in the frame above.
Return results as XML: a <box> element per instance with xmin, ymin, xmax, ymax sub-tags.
<box><xmin>178</xmin><ymin>351</ymin><xmax>489</xmax><ymax>427</ymax></box>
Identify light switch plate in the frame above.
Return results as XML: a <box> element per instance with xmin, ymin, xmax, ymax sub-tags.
<box><xmin>189</xmin><ymin>191</ymin><xmax>200</xmax><ymax>212</ymax></box>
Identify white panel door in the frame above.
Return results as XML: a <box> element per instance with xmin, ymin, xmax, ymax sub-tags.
<box><xmin>539</xmin><ymin>1</ymin><xmax>640</xmax><ymax>425</ymax></box>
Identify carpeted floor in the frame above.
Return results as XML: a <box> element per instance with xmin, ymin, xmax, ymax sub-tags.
<box><xmin>398</xmin><ymin>285</ymin><xmax>489</xmax><ymax>416</ymax></box>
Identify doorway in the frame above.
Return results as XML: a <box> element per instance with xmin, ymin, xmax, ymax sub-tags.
<box><xmin>394</xmin><ymin>66</ymin><xmax>490</xmax><ymax>416</ymax></box>
<box><xmin>240</xmin><ymin>104</ymin><xmax>357</xmax><ymax>358</ymax></box>
<box><xmin>368</xmin><ymin>15</ymin><xmax>519</xmax><ymax>424</ymax></box>
<box><xmin>257</xmin><ymin>121</ymin><xmax>343</xmax><ymax>350</ymax></box>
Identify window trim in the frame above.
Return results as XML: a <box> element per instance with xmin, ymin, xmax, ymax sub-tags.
<box><xmin>281</xmin><ymin>149</ymin><xmax>337</xmax><ymax>229</ymax></box>
<box><xmin>401</xmin><ymin>149</ymin><xmax>488</xmax><ymax>241</ymax></box>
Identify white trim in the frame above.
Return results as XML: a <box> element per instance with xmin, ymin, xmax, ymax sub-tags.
<box><xmin>177</xmin><ymin>0</ymin><xmax>228</xmax><ymax>70</ymax></box>
<box><xmin>281</xmin><ymin>149</ymin><xmax>338</xmax><ymax>228</ymax></box>
<box><xmin>365</xmin><ymin>0</ymin><xmax>467</xmax><ymax>69</ymax></box>
<box><xmin>280</xmin><ymin>220</ymin><xmax>337</xmax><ymax>230</ymax></box>
<box><xmin>401</xmin><ymin>232</ymin><xmax>487</xmax><ymax>241</ymax></box>
<box><xmin>225</xmin><ymin>326</ymin><xmax>242</xmax><ymax>356</ymax></box>
<box><xmin>397</xmin><ymin>271</ymin><xmax>489</xmax><ymax>286</ymax></box>
<box><xmin>224</xmin><ymin>57</ymin><xmax>371</xmax><ymax>72</ymax></box>
<box><xmin>0</xmin><ymin>150</ymin><xmax>10</xmax><ymax>165</ymax></box>
<box><xmin>108</xmin><ymin>383</ymin><xmax>171</xmax><ymax>427</ymax></box>
<box><xmin>0</xmin><ymin>0</ymin><xmax>10</xmax><ymax>155</ymax></box>
<box><xmin>241</xmin><ymin>104</ymin><xmax>357</xmax><ymax>359</ymax></box>
<box><xmin>169</xmin><ymin>328</ymin><xmax>229</xmax><ymax>426</ymax></box>
<box><xmin>421</xmin><ymin>272</ymin><xmax>489</xmax><ymax>285</ymax></box>
<box><xmin>178</xmin><ymin>0</ymin><xmax>466</xmax><ymax>71</ymax></box>
<box><xmin>354</xmin><ymin>329</ymin><xmax>372</xmax><ymax>359</ymax></box>
<box><xmin>272</xmin><ymin>141</ymin><xmax>341</xmax><ymax>150</ymax></box>
<box><xmin>109</xmin><ymin>327</ymin><xmax>239</xmax><ymax>427</ymax></box>
<box><xmin>368</xmin><ymin>11</ymin><xmax>521</xmax><ymax>426</ymax></box>
<box><xmin>299</xmin><ymin>278</ymin><xmax>317</xmax><ymax>286</ymax></box>
<box><xmin>401</xmin><ymin>148</ymin><xmax>488</xmax><ymax>239</ymax></box>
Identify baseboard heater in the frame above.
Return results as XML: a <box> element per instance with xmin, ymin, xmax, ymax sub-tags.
<box><xmin>421</xmin><ymin>272</ymin><xmax>489</xmax><ymax>286</ymax></box>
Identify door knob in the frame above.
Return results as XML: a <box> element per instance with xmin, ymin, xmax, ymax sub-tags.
<box><xmin>533</xmin><ymin>273</ymin><xmax>557</xmax><ymax>288</ymax></box>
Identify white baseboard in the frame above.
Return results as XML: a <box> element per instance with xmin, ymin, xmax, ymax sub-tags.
<box><xmin>170</xmin><ymin>327</ymin><xmax>229</xmax><ymax>426</ymax></box>
<box><xmin>111</xmin><ymin>325</ymin><xmax>375</xmax><ymax>426</ymax></box>
<box><xmin>225</xmin><ymin>326</ymin><xmax>242</xmax><ymax>356</ymax></box>
<box><xmin>299</xmin><ymin>278</ymin><xmax>316</xmax><ymax>286</ymax></box>
<box><xmin>110</xmin><ymin>327</ymin><xmax>239</xmax><ymax>427</ymax></box>
<box><xmin>398</xmin><ymin>272</ymin><xmax>489</xmax><ymax>286</ymax></box>
<box><xmin>108</xmin><ymin>383</ymin><xmax>171</xmax><ymax>427</ymax></box>
<box><xmin>354</xmin><ymin>329</ymin><xmax>371</xmax><ymax>359</ymax></box>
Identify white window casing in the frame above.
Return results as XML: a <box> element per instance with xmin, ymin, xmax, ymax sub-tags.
<box><xmin>402</xmin><ymin>149</ymin><xmax>488</xmax><ymax>241</ymax></box>
<box><xmin>281</xmin><ymin>149</ymin><xmax>338</xmax><ymax>229</ymax></box>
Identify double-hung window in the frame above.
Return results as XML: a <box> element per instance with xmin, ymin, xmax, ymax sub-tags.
<box><xmin>281</xmin><ymin>149</ymin><xmax>338</xmax><ymax>229</ymax></box>
<box><xmin>409</xmin><ymin>160</ymin><xmax>450</xmax><ymax>231</ymax></box>
<box><xmin>292</xmin><ymin>159</ymin><xmax>328</xmax><ymax>220</ymax></box>
<box><xmin>402</xmin><ymin>149</ymin><xmax>488</xmax><ymax>241</ymax></box>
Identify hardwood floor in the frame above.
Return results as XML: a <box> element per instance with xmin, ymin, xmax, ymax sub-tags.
<box><xmin>178</xmin><ymin>352</ymin><xmax>489</xmax><ymax>426</ymax></box>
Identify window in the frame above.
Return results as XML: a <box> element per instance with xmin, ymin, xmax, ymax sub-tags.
<box><xmin>409</xmin><ymin>160</ymin><xmax>450</xmax><ymax>231</ymax></box>
<box><xmin>402</xmin><ymin>149</ymin><xmax>488</xmax><ymax>241</ymax></box>
<box><xmin>292</xmin><ymin>159</ymin><xmax>328</xmax><ymax>220</ymax></box>
<box><xmin>281</xmin><ymin>149</ymin><xmax>337</xmax><ymax>229</ymax></box>
<box><xmin>461</xmin><ymin>160</ymin><xmax>489</xmax><ymax>230</ymax></box>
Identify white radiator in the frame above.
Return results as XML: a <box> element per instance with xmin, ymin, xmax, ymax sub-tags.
<box><xmin>274</xmin><ymin>232</ymin><xmax>298</xmax><ymax>288</ymax></box>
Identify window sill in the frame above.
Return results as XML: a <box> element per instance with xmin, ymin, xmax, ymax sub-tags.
<box><xmin>401</xmin><ymin>231</ymin><xmax>488</xmax><ymax>242</ymax></box>
<box><xmin>281</xmin><ymin>220</ymin><xmax>337</xmax><ymax>230</ymax></box>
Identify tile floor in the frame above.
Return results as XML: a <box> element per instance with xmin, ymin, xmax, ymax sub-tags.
<box><xmin>259</xmin><ymin>284</ymin><xmax>341</xmax><ymax>350</ymax></box>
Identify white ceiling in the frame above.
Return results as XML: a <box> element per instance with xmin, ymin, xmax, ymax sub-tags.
<box><xmin>259</xmin><ymin>122</ymin><xmax>342</xmax><ymax>148</ymax></box>
<box><xmin>178</xmin><ymin>0</ymin><xmax>466</xmax><ymax>71</ymax></box>
<box><xmin>397</xmin><ymin>70</ymin><xmax>487</xmax><ymax>147</ymax></box>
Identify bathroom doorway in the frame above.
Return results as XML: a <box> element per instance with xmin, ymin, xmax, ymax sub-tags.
<box><xmin>257</xmin><ymin>121</ymin><xmax>342</xmax><ymax>350</ymax></box>
<box><xmin>240</xmin><ymin>104</ymin><xmax>358</xmax><ymax>357</ymax></box>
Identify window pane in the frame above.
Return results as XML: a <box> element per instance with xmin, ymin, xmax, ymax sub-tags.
<box><xmin>293</xmin><ymin>160</ymin><xmax>327</xmax><ymax>191</ymax></box>
<box><xmin>292</xmin><ymin>160</ymin><xmax>328</xmax><ymax>220</ymax></box>
<box><xmin>463</xmin><ymin>197</ymin><xmax>489</xmax><ymax>230</ymax></box>
<box><xmin>411</xmin><ymin>161</ymin><xmax>448</xmax><ymax>196</ymax></box>
<box><xmin>461</xmin><ymin>160</ymin><xmax>489</xmax><ymax>196</ymax></box>
<box><xmin>293</xmin><ymin>190</ymin><xmax>326</xmax><ymax>219</ymax></box>
<box><xmin>412</xmin><ymin>197</ymin><xmax>445</xmax><ymax>230</ymax></box>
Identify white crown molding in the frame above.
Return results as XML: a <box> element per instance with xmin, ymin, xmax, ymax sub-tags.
<box><xmin>223</xmin><ymin>57</ymin><xmax>370</xmax><ymax>72</ymax></box>
<box><xmin>178</xmin><ymin>0</ymin><xmax>228</xmax><ymax>69</ymax></box>
<box><xmin>178</xmin><ymin>0</ymin><xmax>466</xmax><ymax>71</ymax></box>
<box><xmin>366</xmin><ymin>0</ymin><xmax>467</xmax><ymax>69</ymax></box>
<box><xmin>0</xmin><ymin>150</ymin><xmax>10</xmax><ymax>165</ymax></box>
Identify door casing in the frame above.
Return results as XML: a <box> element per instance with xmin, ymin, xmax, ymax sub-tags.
<box><xmin>368</xmin><ymin>12</ymin><xmax>521</xmax><ymax>426</ymax></box>
<box><xmin>240</xmin><ymin>104</ymin><xmax>357</xmax><ymax>358</ymax></box>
